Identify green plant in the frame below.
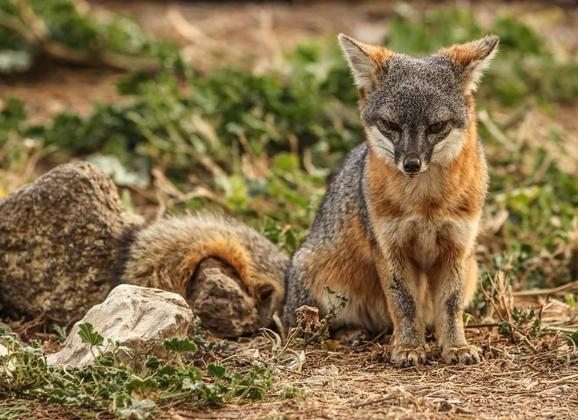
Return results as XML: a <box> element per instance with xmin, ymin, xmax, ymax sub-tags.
<box><xmin>0</xmin><ymin>0</ymin><xmax>183</xmax><ymax>73</ymax></box>
<box><xmin>0</xmin><ymin>324</ymin><xmax>273</xmax><ymax>417</ymax></box>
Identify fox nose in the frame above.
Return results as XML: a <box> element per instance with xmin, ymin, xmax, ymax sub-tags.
<box><xmin>403</xmin><ymin>156</ymin><xmax>422</xmax><ymax>174</ymax></box>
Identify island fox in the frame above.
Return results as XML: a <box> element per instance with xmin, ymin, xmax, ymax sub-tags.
<box><xmin>119</xmin><ymin>34</ymin><xmax>499</xmax><ymax>367</ymax></box>
<box><xmin>283</xmin><ymin>34</ymin><xmax>499</xmax><ymax>366</ymax></box>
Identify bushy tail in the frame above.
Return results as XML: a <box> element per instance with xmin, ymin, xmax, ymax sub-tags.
<box><xmin>121</xmin><ymin>212</ymin><xmax>288</xmax><ymax>324</ymax></box>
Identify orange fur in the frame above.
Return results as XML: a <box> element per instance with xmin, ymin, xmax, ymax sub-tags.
<box><xmin>440</xmin><ymin>45</ymin><xmax>482</xmax><ymax>68</ymax></box>
<box><xmin>439</xmin><ymin>35</ymin><xmax>499</xmax><ymax>93</ymax></box>
<box><xmin>123</xmin><ymin>213</ymin><xmax>287</xmax><ymax>317</ymax></box>
<box><xmin>300</xmin><ymin>216</ymin><xmax>389</xmax><ymax>331</ymax></box>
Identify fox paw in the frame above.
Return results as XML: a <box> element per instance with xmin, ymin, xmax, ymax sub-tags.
<box><xmin>442</xmin><ymin>344</ymin><xmax>482</xmax><ymax>365</ymax></box>
<box><xmin>390</xmin><ymin>345</ymin><xmax>427</xmax><ymax>367</ymax></box>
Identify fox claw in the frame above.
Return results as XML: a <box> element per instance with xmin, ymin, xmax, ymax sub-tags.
<box><xmin>442</xmin><ymin>344</ymin><xmax>482</xmax><ymax>365</ymax></box>
<box><xmin>390</xmin><ymin>346</ymin><xmax>427</xmax><ymax>367</ymax></box>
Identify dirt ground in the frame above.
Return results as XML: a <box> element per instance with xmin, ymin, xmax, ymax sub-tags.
<box><xmin>5</xmin><ymin>326</ymin><xmax>578</xmax><ymax>419</ymax></box>
<box><xmin>184</xmin><ymin>338</ymin><xmax>578</xmax><ymax>419</ymax></box>
<box><xmin>1</xmin><ymin>1</ymin><xmax>578</xmax><ymax>419</ymax></box>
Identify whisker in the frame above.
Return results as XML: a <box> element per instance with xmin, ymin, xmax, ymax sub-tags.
<box><xmin>374</xmin><ymin>144</ymin><xmax>395</xmax><ymax>158</ymax></box>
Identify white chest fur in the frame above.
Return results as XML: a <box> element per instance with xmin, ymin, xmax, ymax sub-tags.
<box><xmin>373</xmin><ymin>216</ymin><xmax>480</xmax><ymax>268</ymax></box>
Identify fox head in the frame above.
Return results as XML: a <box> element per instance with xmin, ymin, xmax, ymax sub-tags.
<box><xmin>338</xmin><ymin>34</ymin><xmax>499</xmax><ymax>176</ymax></box>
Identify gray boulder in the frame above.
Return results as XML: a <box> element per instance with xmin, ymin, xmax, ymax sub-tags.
<box><xmin>0</xmin><ymin>162</ymin><xmax>143</xmax><ymax>322</ymax></box>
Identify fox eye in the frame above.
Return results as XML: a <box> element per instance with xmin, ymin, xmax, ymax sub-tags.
<box><xmin>427</xmin><ymin>121</ymin><xmax>449</xmax><ymax>135</ymax></box>
<box><xmin>378</xmin><ymin>119</ymin><xmax>401</xmax><ymax>133</ymax></box>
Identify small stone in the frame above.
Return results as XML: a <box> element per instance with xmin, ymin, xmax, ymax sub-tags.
<box><xmin>0</xmin><ymin>342</ymin><xmax>15</xmax><ymax>377</ymax></box>
<box><xmin>47</xmin><ymin>284</ymin><xmax>193</xmax><ymax>368</ymax></box>
<box><xmin>295</xmin><ymin>305</ymin><xmax>321</xmax><ymax>333</ymax></box>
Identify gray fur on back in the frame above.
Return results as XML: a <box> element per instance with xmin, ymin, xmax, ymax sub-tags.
<box><xmin>282</xmin><ymin>143</ymin><xmax>371</xmax><ymax>325</ymax></box>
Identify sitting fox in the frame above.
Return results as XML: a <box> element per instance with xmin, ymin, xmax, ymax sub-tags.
<box><xmin>283</xmin><ymin>34</ymin><xmax>499</xmax><ymax>366</ymax></box>
<box><xmin>122</xmin><ymin>34</ymin><xmax>499</xmax><ymax>367</ymax></box>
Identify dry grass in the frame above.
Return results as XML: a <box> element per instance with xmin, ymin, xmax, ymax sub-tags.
<box><xmin>0</xmin><ymin>136</ymin><xmax>45</xmax><ymax>200</ymax></box>
<box><xmin>170</xmin><ymin>286</ymin><xmax>577</xmax><ymax>419</ymax></box>
<box><xmin>3</xmin><ymin>283</ymin><xmax>576</xmax><ymax>419</ymax></box>
<box><xmin>174</xmin><ymin>321</ymin><xmax>578</xmax><ymax>418</ymax></box>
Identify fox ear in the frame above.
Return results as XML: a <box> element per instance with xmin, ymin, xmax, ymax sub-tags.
<box><xmin>440</xmin><ymin>35</ymin><xmax>500</xmax><ymax>94</ymax></box>
<box><xmin>338</xmin><ymin>33</ymin><xmax>392</xmax><ymax>91</ymax></box>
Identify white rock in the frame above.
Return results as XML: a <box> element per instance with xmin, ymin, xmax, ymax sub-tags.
<box><xmin>47</xmin><ymin>284</ymin><xmax>193</xmax><ymax>368</ymax></box>
<box><xmin>0</xmin><ymin>343</ymin><xmax>16</xmax><ymax>377</ymax></box>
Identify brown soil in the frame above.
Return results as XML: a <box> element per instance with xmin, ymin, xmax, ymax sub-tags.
<box><xmin>2</xmin><ymin>324</ymin><xmax>577</xmax><ymax>419</ymax></box>
<box><xmin>180</xmin><ymin>337</ymin><xmax>578</xmax><ymax>419</ymax></box>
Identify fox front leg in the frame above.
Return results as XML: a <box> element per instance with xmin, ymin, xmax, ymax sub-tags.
<box><xmin>431</xmin><ymin>255</ymin><xmax>481</xmax><ymax>365</ymax></box>
<box><xmin>374</xmin><ymin>249</ymin><xmax>427</xmax><ymax>367</ymax></box>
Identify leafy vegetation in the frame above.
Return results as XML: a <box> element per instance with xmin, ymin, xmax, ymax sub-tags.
<box><xmin>1</xmin><ymin>4</ymin><xmax>575</xmax><ymax>268</ymax></box>
<box><xmin>0</xmin><ymin>0</ymin><xmax>183</xmax><ymax>73</ymax></box>
<box><xmin>0</xmin><ymin>325</ymin><xmax>272</xmax><ymax>418</ymax></box>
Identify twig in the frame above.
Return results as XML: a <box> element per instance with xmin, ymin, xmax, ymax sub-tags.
<box><xmin>167</xmin><ymin>5</ymin><xmax>217</xmax><ymax>47</ymax></box>
<box><xmin>465</xmin><ymin>322</ymin><xmax>500</xmax><ymax>329</ymax></box>
<box><xmin>542</xmin><ymin>326</ymin><xmax>578</xmax><ymax>334</ymax></box>
<box><xmin>540</xmin><ymin>373</ymin><xmax>578</xmax><ymax>385</ymax></box>
<box><xmin>351</xmin><ymin>394</ymin><xmax>396</xmax><ymax>409</ymax></box>
<box><xmin>512</xmin><ymin>280</ymin><xmax>578</xmax><ymax>298</ymax></box>
<box><xmin>478</xmin><ymin>109</ymin><xmax>517</xmax><ymax>153</ymax></box>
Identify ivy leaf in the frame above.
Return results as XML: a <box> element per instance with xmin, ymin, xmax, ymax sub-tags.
<box><xmin>207</xmin><ymin>364</ymin><xmax>226</xmax><ymax>379</ymax></box>
<box><xmin>77</xmin><ymin>323</ymin><xmax>104</xmax><ymax>347</ymax></box>
<box><xmin>163</xmin><ymin>338</ymin><xmax>197</xmax><ymax>354</ymax></box>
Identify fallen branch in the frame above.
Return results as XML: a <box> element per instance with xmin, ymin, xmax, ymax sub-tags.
<box><xmin>512</xmin><ymin>280</ymin><xmax>578</xmax><ymax>298</ymax></box>
<box><xmin>465</xmin><ymin>322</ymin><xmax>500</xmax><ymax>329</ymax></box>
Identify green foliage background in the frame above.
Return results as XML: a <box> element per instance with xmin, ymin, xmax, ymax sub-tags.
<box><xmin>1</xmin><ymin>3</ymin><xmax>576</xmax><ymax>286</ymax></box>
